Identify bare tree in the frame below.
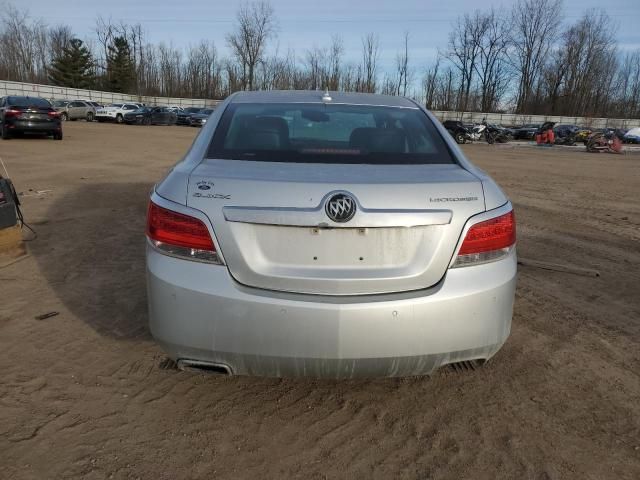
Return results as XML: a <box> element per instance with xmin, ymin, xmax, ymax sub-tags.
<box><xmin>304</xmin><ymin>45</ymin><xmax>327</xmax><ymax>90</ymax></box>
<box><xmin>340</xmin><ymin>62</ymin><xmax>358</xmax><ymax>92</ymax></box>
<box><xmin>422</xmin><ymin>58</ymin><xmax>440</xmax><ymax>108</ymax></box>
<box><xmin>94</xmin><ymin>16</ymin><xmax>115</xmax><ymax>79</ymax></box>
<box><xmin>422</xmin><ymin>61</ymin><xmax>457</xmax><ymax>111</ymax></box>
<box><xmin>0</xmin><ymin>5</ymin><xmax>49</xmax><ymax>82</ymax></box>
<box><xmin>447</xmin><ymin>12</ymin><xmax>485</xmax><ymax>111</ymax></box>
<box><xmin>226</xmin><ymin>1</ymin><xmax>276</xmax><ymax>90</ymax></box>
<box><xmin>360</xmin><ymin>33</ymin><xmax>379</xmax><ymax>93</ymax></box>
<box><xmin>510</xmin><ymin>0</ymin><xmax>563</xmax><ymax>113</ymax></box>
<box><xmin>473</xmin><ymin>10</ymin><xmax>510</xmax><ymax>112</ymax></box>
<box><xmin>327</xmin><ymin>35</ymin><xmax>343</xmax><ymax>90</ymax></box>
<box><xmin>614</xmin><ymin>50</ymin><xmax>640</xmax><ymax>117</ymax></box>
<box><xmin>394</xmin><ymin>31</ymin><xmax>411</xmax><ymax>96</ymax></box>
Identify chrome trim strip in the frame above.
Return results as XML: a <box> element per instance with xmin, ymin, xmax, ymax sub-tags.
<box><xmin>223</xmin><ymin>204</ymin><xmax>452</xmax><ymax>228</ymax></box>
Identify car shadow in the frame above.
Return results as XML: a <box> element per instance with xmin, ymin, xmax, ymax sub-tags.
<box><xmin>30</xmin><ymin>182</ymin><xmax>153</xmax><ymax>339</ymax></box>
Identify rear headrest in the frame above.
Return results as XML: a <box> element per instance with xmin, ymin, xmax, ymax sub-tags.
<box><xmin>349</xmin><ymin>127</ymin><xmax>406</xmax><ymax>153</ymax></box>
<box><xmin>239</xmin><ymin>116</ymin><xmax>290</xmax><ymax>150</ymax></box>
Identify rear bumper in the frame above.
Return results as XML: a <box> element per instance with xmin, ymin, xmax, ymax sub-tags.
<box><xmin>6</xmin><ymin>120</ymin><xmax>60</xmax><ymax>132</ymax></box>
<box><xmin>147</xmin><ymin>247</ymin><xmax>516</xmax><ymax>378</ymax></box>
<box><xmin>95</xmin><ymin>113</ymin><xmax>117</xmax><ymax>120</ymax></box>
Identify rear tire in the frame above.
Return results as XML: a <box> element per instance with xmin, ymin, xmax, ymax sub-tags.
<box><xmin>61</xmin><ymin>112</ymin><xmax>68</xmax><ymax>121</ymax></box>
<box><xmin>143</xmin><ymin>116</ymin><xmax>152</xmax><ymax>126</ymax></box>
<box><xmin>455</xmin><ymin>132</ymin><xmax>466</xmax><ymax>144</ymax></box>
<box><xmin>1</xmin><ymin>125</ymin><xmax>11</xmax><ymax>140</ymax></box>
<box><xmin>116</xmin><ymin>114</ymin><xmax>124</xmax><ymax>124</ymax></box>
<box><xmin>86</xmin><ymin>112</ymin><xmax>94</xmax><ymax>122</ymax></box>
<box><xmin>53</xmin><ymin>131</ymin><xmax>63</xmax><ymax>140</ymax></box>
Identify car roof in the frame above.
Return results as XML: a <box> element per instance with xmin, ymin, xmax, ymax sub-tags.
<box><xmin>229</xmin><ymin>90</ymin><xmax>419</xmax><ymax>108</ymax></box>
<box><xmin>10</xmin><ymin>95</ymin><xmax>46</xmax><ymax>100</ymax></box>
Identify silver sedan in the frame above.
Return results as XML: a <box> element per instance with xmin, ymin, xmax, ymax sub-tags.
<box><xmin>146</xmin><ymin>90</ymin><xmax>516</xmax><ymax>378</ymax></box>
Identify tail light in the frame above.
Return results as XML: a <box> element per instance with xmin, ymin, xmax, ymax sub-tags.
<box><xmin>452</xmin><ymin>210</ymin><xmax>516</xmax><ymax>267</ymax></box>
<box><xmin>146</xmin><ymin>201</ymin><xmax>222</xmax><ymax>264</ymax></box>
<box><xmin>4</xmin><ymin>108</ymin><xmax>21</xmax><ymax>118</ymax></box>
<box><xmin>48</xmin><ymin>111</ymin><xmax>60</xmax><ymax>118</ymax></box>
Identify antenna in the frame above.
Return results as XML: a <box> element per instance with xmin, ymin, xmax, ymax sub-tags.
<box><xmin>322</xmin><ymin>88</ymin><xmax>332</xmax><ymax>102</ymax></box>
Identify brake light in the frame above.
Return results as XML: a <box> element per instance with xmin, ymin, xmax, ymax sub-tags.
<box><xmin>453</xmin><ymin>210</ymin><xmax>516</xmax><ymax>267</ymax></box>
<box><xmin>4</xmin><ymin>108</ymin><xmax>21</xmax><ymax>118</ymax></box>
<box><xmin>146</xmin><ymin>201</ymin><xmax>222</xmax><ymax>264</ymax></box>
<box><xmin>48</xmin><ymin>111</ymin><xmax>60</xmax><ymax>117</ymax></box>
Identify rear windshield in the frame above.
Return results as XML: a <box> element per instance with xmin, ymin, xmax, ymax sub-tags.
<box><xmin>10</xmin><ymin>97</ymin><xmax>51</xmax><ymax>108</ymax></box>
<box><xmin>207</xmin><ymin>103</ymin><xmax>454</xmax><ymax>164</ymax></box>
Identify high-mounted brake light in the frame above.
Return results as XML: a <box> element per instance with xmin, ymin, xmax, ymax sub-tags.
<box><xmin>452</xmin><ymin>210</ymin><xmax>516</xmax><ymax>267</ymax></box>
<box><xmin>146</xmin><ymin>201</ymin><xmax>222</xmax><ymax>264</ymax></box>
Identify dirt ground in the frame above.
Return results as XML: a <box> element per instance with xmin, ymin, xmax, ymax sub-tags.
<box><xmin>1</xmin><ymin>122</ymin><xmax>639</xmax><ymax>479</ymax></box>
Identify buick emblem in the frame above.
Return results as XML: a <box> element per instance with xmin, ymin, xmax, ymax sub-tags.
<box><xmin>325</xmin><ymin>193</ymin><xmax>356</xmax><ymax>223</ymax></box>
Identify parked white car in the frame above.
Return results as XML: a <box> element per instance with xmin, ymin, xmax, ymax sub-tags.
<box><xmin>95</xmin><ymin>103</ymin><xmax>143</xmax><ymax>123</ymax></box>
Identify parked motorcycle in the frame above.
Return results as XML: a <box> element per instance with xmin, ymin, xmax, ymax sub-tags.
<box><xmin>479</xmin><ymin>120</ymin><xmax>510</xmax><ymax>144</ymax></box>
<box><xmin>470</xmin><ymin>124</ymin><xmax>485</xmax><ymax>142</ymax></box>
<box><xmin>554</xmin><ymin>134</ymin><xmax>577</xmax><ymax>146</ymax></box>
<box><xmin>586</xmin><ymin>130</ymin><xmax>624</xmax><ymax>153</ymax></box>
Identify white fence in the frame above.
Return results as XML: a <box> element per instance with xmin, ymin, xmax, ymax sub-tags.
<box><xmin>0</xmin><ymin>80</ymin><xmax>222</xmax><ymax>108</ymax></box>
<box><xmin>431</xmin><ymin>110</ymin><xmax>640</xmax><ymax>129</ymax></box>
<box><xmin>2</xmin><ymin>80</ymin><xmax>639</xmax><ymax>128</ymax></box>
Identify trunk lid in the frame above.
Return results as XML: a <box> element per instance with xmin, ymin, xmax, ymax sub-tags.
<box><xmin>187</xmin><ymin>160</ymin><xmax>485</xmax><ymax>295</ymax></box>
<box><xmin>10</xmin><ymin>105</ymin><xmax>55</xmax><ymax>124</ymax></box>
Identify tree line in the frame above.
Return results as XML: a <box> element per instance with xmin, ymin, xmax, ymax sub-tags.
<box><xmin>1</xmin><ymin>1</ymin><xmax>639</xmax><ymax>118</ymax></box>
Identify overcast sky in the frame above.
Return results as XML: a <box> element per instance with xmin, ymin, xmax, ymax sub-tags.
<box><xmin>18</xmin><ymin>0</ymin><xmax>640</xmax><ymax>72</ymax></box>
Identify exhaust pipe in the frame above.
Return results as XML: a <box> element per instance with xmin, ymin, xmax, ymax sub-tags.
<box><xmin>177</xmin><ymin>359</ymin><xmax>232</xmax><ymax>376</ymax></box>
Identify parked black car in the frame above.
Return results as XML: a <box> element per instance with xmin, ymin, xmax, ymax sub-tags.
<box><xmin>553</xmin><ymin>124</ymin><xmax>580</xmax><ymax>137</ymax></box>
<box><xmin>0</xmin><ymin>95</ymin><xmax>62</xmax><ymax>140</ymax></box>
<box><xmin>123</xmin><ymin>106</ymin><xmax>177</xmax><ymax>125</ymax></box>
<box><xmin>494</xmin><ymin>124</ymin><xmax>515</xmax><ymax>138</ymax></box>
<box><xmin>513</xmin><ymin>124</ymin><xmax>540</xmax><ymax>140</ymax></box>
<box><xmin>189</xmin><ymin>108</ymin><xmax>215</xmax><ymax>127</ymax></box>
<box><xmin>176</xmin><ymin>107</ymin><xmax>202</xmax><ymax>126</ymax></box>
<box><xmin>442</xmin><ymin>120</ymin><xmax>472</xmax><ymax>144</ymax></box>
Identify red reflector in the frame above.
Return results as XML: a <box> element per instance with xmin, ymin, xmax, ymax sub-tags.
<box><xmin>458</xmin><ymin>210</ymin><xmax>516</xmax><ymax>255</ymax></box>
<box><xmin>146</xmin><ymin>201</ymin><xmax>214</xmax><ymax>251</ymax></box>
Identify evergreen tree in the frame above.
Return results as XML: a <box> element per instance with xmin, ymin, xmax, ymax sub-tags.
<box><xmin>48</xmin><ymin>38</ymin><xmax>95</xmax><ymax>89</ymax></box>
<box><xmin>106</xmin><ymin>36</ymin><xmax>135</xmax><ymax>93</ymax></box>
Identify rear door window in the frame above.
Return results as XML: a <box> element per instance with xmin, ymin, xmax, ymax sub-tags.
<box><xmin>208</xmin><ymin>103</ymin><xmax>454</xmax><ymax>164</ymax></box>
